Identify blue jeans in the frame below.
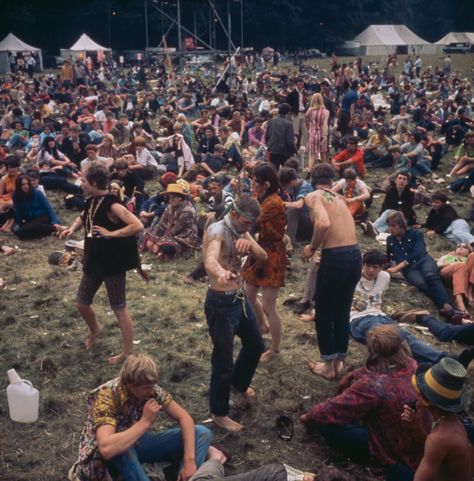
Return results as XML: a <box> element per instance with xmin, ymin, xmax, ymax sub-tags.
<box><xmin>107</xmin><ymin>426</ymin><xmax>212</xmax><ymax>481</ymax></box>
<box><xmin>373</xmin><ymin>209</ymin><xmax>398</xmax><ymax>233</ymax></box>
<box><xmin>314</xmin><ymin>423</ymin><xmax>413</xmax><ymax>481</ymax></box>
<box><xmin>418</xmin><ymin>315</ymin><xmax>474</xmax><ymax>345</ymax></box>
<box><xmin>351</xmin><ymin>314</ymin><xmax>446</xmax><ymax>363</ymax></box>
<box><xmin>444</xmin><ymin>219</ymin><xmax>474</xmax><ymax>245</ymax></box>
<box><xmin>314</xmin><ymin>246</ymin><xmax>362</xmax><ymax>360</ymax></box>
<box><xmin>205</xmin><ymin>289</ymin><xmax>265</xmax><ymax>416</ymax></box>
<box><xmin>402</xmin><ymin>256</ymin><xmax>451</xmax><ymax>309</ymax></box>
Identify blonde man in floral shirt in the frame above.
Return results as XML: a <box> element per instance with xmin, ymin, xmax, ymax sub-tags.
<box><xmin>69</xmin><ymin>354</ymin><xmax>212</xmax><ymax>481</ymax></box>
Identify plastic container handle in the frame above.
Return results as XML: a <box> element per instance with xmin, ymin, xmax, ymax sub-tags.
<box><xmin>22</xmin><ymin>380</ymin><xmax>33</xmax><ymax>389</ymax></box>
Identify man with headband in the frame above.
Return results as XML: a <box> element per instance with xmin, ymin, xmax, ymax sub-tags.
<box><xmin>302</xmin><ymin>163</ymin><xmax>361</xmax><ymax>380</ymax></box>
<box><xmin>203</xmin><ymin>196</ymin><xmax>267</xmax><ymax>432</ymax></box>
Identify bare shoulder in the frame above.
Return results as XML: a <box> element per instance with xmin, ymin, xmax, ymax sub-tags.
<box><xmin>206</xmin><ymin>221</ymin><xmax>225</xmax><ymax>241</ymax></box>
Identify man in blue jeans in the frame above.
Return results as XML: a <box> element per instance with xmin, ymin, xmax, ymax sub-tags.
<box><xmin>350</xmin><ymin>249</ymin><xmax>474</xmax><ymax>366</ymax></box>
<box><xmin>203</xmin><ymin>196</ymin><xmax>267</xmax><ymax>432</ymax></box>
<box><xmin>69</xmin><ymin>354</ymin><xmax>212</xmax><ymax>481</ymax></box>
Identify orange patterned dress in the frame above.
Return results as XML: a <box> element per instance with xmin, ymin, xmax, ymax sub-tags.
<box><xmin>243</xmin><ymin>193</ymin><xmax>286</xmax><ymax>288</ymax></box>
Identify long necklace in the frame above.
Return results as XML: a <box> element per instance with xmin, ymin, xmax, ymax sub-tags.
<box><xmin>86</xmin><ymin>196</ymin><xmax>105</xmax><ymax>238</ymax></box>
<box><xmin>360</xmin><ymin>276</ymin><xmax>377</xmax><ymax>292</ymax></box>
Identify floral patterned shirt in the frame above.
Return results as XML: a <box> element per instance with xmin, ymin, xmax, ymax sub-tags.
<box><xmin>73</xmin><ymin>378</ymin><xmax>172</xmax><ymax>481</ymax></box>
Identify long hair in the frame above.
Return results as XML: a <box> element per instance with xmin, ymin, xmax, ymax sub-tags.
<box><xmin>14</xmin><ymin>174</ymin><xmax>33</xmax><ymax>202</ymax></box>
<box><xmin>252</xmin><ymin>162</ymin><xmax>280</xmax><ymax>197</ymax></box>
<box><xmin>310</xmin><ymin>93</ymin><xmax>324</xmax><ymax>110</ymax></box>
<box><xmin>40</xmin><ymin>136</ymin><xmax>60</xmax><ymax>159</ymax></box>
<box><xmin>365</xmin><ymin>325</ymin><xmax>413</xmax><ymax>374</ymax></box>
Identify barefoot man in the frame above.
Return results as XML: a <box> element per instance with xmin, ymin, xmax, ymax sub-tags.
<box><xmin>301</xmin><ymin>164</ymin><xmax>361</xmax><ymax>380</ymax></box>
<box><xmin>203</xmin><ymin>196</ymin><xmax>266</xmax><ymax>432</ymax></box>
<box><xmin>59</xmin><ymin>162</ymin><xmax>143</xmax><ymax>364</ymax></box>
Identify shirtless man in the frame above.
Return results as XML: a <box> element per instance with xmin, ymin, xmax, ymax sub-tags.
<box><xmin>203</xmin><ymin>196</ymin><xmax>267</xmax><ymax>432</ymax></box>
<box><xmin>301</xmin><ymin>163</ymin><xmax>361</xmax><ymax>380</ymax></box>
<box><xmin>402</xmin><ymin>357</ymin><xmax>473</xmax><ymax>481</ymax></box>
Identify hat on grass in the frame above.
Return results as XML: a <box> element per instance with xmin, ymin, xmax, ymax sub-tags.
<box><xmin>412</xmin><ymin>357</ymin><xmax>469</xmax><ymax>413</ymax></box>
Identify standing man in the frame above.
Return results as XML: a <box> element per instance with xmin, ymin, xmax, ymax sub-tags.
<box><xmin>302</xmin><ymin>164</ymin><xmax>361</xmax><ymax>380</ymax></box>
<box><xmin>285</xmin><ymin>78</ymin><xmax>307</xmax><ymax>150</ymax></box>
<box><xmin>203</xmin><ymin>196</ymin><xmax>267</xmax><ymax>432</ymax></box>
<box><xmin>265</xmin><ymin>103</ymin><xmax>297</xmax><ymax>170</ymax></box>
<box><xmin>338</xmin><ymin>80</ymin><xmax>359</xmax><ymax>137</ymax></box>
<box><xmin>69</xmin><ymin>353</ymin><xmax>212</xmax><ymax>481</ymax></box>
<box><xmin>59</xmin><ymin>162</ymin><xmax>144</xmax><ymax>364</ymax></box>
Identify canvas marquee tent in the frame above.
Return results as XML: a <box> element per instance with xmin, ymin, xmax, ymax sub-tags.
<box><xmin>60</xmin><ymin>33</ymin><xmax>111</xmax><ymax>61</ymax></box>
<box><xmin>0</xmin><ymin>33</ymin><xmax>43</xmax><ymax>73</ymax></box>
<box><xmin>352</xmin><ymin>25</ymin><xmax>437</xmax><ymax>56</ymax></box>
<box><xmin>435</xmin><ymin>32</ymin><xmax>474</xmax><ymax>50</ymax></box>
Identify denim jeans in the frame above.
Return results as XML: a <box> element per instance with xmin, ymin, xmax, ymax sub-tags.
<box><xmin>314</xmin><ymin>246</ymin><xmax>362</xmax><ymax>360</ymax></box>
<box><xmin>107</xmin><ymin>426</ymin><xmax>212</xmax><ymax>481</ymax></box>
<box><xmin>350</xmin><ymin>314</ymin><xmax>446</xmax><ymax>364</ymax></box>
<box><xmin>444</xmin><ymin>219</ymin><xmax>474</xmax><ymax>245</ymax></box>
<box><xmin>373</xmin><ymin>209</ymin><xmax>398</xmax><ymax>233</ymax></box>
<box><xmin>205</xmin><ymin>289</ymin><xmax>265</xmax><ymax>416</ymax></box>
<box><xmin>402</xmin><ymin>256</ymin><xmax>451</xmax><ymax>309</ymax></box>
<box><xmin>314</xmin><ymin>423</ymin><xmax>414</xmax><ymax>481</ymax></box>
<box><xmin>418</xmin><ymin>315</ymin><xmax>474</xmax><ymax>345</ymax></box>
<box><xmin>190</xmin><ymin>460</ymin><xmax>287</xmax><ymax>481</ymax></box>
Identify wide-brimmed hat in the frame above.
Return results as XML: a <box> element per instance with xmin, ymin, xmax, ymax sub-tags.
<box><xmin>413</xmin><ymin>358</ymin><xmax>469</xmax><ymax>413</ymax></box>
<box><xmin>164</xmin><ymin>183</ymin><xmax>186</xmax><ymax>196</ymax></box>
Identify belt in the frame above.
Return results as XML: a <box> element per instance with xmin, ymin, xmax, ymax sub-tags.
<box><xmin>208</xmin><ymin>288</ymin><xmax>248</xmax><ymax>317</ymax></box>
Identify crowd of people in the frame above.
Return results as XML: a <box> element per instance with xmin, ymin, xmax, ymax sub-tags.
<box><xmin>1</xmin><ymin>49</ymin><xmax>474</xmax><ymax>481</ymax></box>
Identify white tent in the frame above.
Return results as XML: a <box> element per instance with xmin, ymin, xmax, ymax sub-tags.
<box><xmin>68</xmin><ymin>33</ymin><xmax>111</xmax><ymax>52</ymax></box>
<box><xmin>352</xmin><ymin>25</ymin><xmax>437</xmax><ymax>56</ymax></box>
<box><xmin>435</xmin><ymin>32</ymin><xmax>474</xmax><ymax>51</ymax></box>
<box><xmin>0</xmin><ymin>33</ymin><xmax>43</xmax><ymax>72</ymax></box>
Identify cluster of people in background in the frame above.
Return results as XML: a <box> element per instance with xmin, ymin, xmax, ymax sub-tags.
<box><xmin>1</xmin><ymin>48</ymin><xmax>474</xmax><ymax>481</ymax></box>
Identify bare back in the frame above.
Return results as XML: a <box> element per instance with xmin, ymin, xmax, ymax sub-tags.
<box><xmin>305</xmin><ymin>188</ymin><xmax>357</xmax><ymax>249</ymax></box>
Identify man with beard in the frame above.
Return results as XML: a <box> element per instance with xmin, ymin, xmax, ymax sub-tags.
<box><xmin>203</xmin><ymin>196</ymin><xmax>267</xmax><ymax>432</ymax></box>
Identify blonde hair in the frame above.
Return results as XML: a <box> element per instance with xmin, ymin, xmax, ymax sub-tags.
<box><xmin>119</xmin><ymin>354</ymin><xmax>159</xmax><ymax>386</ymax></box>
<box><xmin>310</xmin><ymin>93</ymin><xmax>324</xmax><ymax>110</ymax></box>
<box><xmin>366</xmin><ymin>325</ymin><xmax>413</xmax><ymax>373</ymax></box>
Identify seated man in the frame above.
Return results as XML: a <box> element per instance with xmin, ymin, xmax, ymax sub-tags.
<box><xmin>350</xmin><ymin>249</ymin><xmax>474</xmax><ymax>366</ymax></box>
<box><xmin>423</xmin><ymin>191</ymin><xmax>474</xmax><ymax>246</ymax></box>
<box><xmin>406</xmin><ymin>358</ymin><xmax>473</xmax><ymax>481</ymax></box>
<box><xmin>278</xmin><ymin>167</ymin><xmax>314</xmax><ymax>245</ymax></box>
<box><xmin>363</xmin><ymin>127</ymin><xmax>392</xmax><ymax>166</ymax></box>
<box><xmin>197</xmin><ymin>127</ymin><xmax>219</xmax><ymax>162</ymax></box>
<box><xmin>111</xmin><ymin>158</ymin><xmax>146</xmax><ymax>213</ymax></box>
<box><xmin>201</xmin><ymin>145</ymin><xmax>227</xmax><ymax>177</ymax></box>
<box><xmin>330</xmin><ymin>168</ymin><xmax>371</xmax><ymax>219</ymax></box>
<box><xmin>69</xmin><ymin>353</ymin><xmax>212</xmax><ymax>481</ymax></box>
<box><xmin>331</xmin><ymin>136</ymin><xmax>366</xmax><ymax>178</ymax></box>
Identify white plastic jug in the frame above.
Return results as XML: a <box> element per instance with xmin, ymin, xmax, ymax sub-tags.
<box><xmin>6</xmin><ymin>369</ymin><xmax>39</xmax><ymax>423</ymax></box>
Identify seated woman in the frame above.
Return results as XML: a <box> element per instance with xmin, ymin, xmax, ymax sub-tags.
<box><xmin>438</xmin><ymin>243</ymin><xmax>474</xmax><ymax>314</ymax></box>
<box><xmin>142</xmin><ymin>183</ymin><xmax>198</xmax><ymax>260</ymax></box>
<box><xmin>449</xmin><ymin>130</ymin><xmax>474</xmax><ymax>177</ymax></box>
<box><xmin>12</xmin><ymin>174</ymin><xmax>63</xmax><ymax>240</ymax></box>
<box><xmin>386</xmin><ymin>211</ymin><xmax>462</xmax><ymax>322</ymax></box>
<box><xmin>300</xmin><ymin>325</ymin><xmax>430</xmax><ymax>480</ymax></box>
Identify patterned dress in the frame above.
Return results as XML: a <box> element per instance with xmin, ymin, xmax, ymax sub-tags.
<box><xmin>306</xmin><ymin>107</ymin><xmax>329</xmax><ymax>156</ymax></box>
<box><xmin>243</xmin><ymin>193</ymin><xmax>286</xmax><ymax>288</ymax></box>
<box><xmin>72</xmin><ymin>378</ymin><xmax>172</xmax><ymax>481</ymax></box>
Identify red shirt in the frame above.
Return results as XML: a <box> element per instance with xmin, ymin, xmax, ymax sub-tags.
<box><xmin>332</xmin><ymin>147</ymin><xmax>366</xmax><ymax>177</ymax></box>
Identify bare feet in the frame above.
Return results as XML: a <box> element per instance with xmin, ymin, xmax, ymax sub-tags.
<box><xmin>107</xmin><ymin>352</ymin><xmax>130</xmax><ymax>365</ymax></box>
<box><xmin>299</xmin><ymin>312</ymin><xmax>315</xmax><ymax>322</ymax></box>
<box><xmin>260</xmin><ymin>349</ymin><xmax>280</xmax><ymax>362</ymax></box>
<box><xmin>308</xmin><ymin>360</ymin><xmax>337</xmax><ymax>380</ymax></box>
<box><xmin>2</xmin><ymin>246</ymin><xmax>16</xmax><ymax>256</ymax></box>
<box><xmin>207</xmin><ymin>445</ymin><xmax>228</xmax><ymax>464</ymax></box>
<box><xmin>84</xmin><ymin>327</ymin><xmax>102</xmax><ymax>351</ymax></box>
<box><xmin>212</xmin><ymin>415</ymin><xmax>243</xmax><ymax>432</ymax></box>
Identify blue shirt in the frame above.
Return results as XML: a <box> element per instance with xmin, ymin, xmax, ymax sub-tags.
<box><xmin>341</xmin><ymin>89</ymin><xmax>359</xmax><ymax>113</ymax></box>
<box><xmin>386</xmin><ymin>228</ymin><xmax>427</xmax><ymax>267</ymax></box>
<box><xmin>290</xmin><ymin>179</ymin><xmax>313</xmax><ymax>215</ymax></box>
<box><xmin>13</xmin><ymin>188</ymin><xmax>60</xmax><ymax>226</ymax></box>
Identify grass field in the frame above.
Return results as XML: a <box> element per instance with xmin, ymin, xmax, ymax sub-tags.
<box><xmin>1</xmin><ymin>53</ymin><xmax>474</xmax><ymax>481</ymax></box>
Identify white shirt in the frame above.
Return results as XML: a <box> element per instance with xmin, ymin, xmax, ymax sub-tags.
<box><xmin>350</xmin><ymin>271</ymin><xmax>390</xmax><ymax>322</ymax></box>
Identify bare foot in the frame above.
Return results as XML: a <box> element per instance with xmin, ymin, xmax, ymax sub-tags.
<box><xmin>2</xmin><ymin>246</ymin><xmax>16</xmax><ymax>256</ymax></box>
<box><xmin>260</xmin><ymin>349</ymin><xmax>280</xmax><ymax>362</ymax></box>
<box><xmin>462</xmin><ymin>318</ymin><xmax>474</xmax><ymax>324</ymax></box>
<box><xmin>84</xmin><ymin>328</ymin><xmax>101</xmax><ymax>351</ymax></box>
<box><xmin>335</xmin><ymin>360</ymin><xmax>344</xmax><ymax>376</ymax></box>
<box><xmin>212</xmin><ymin>415</ymin><xmax>243</xmax><ymax>432</ymax></box>
<box><xmin>183</xmin><ymin>276</ymin><xmax>194</xmax><ymax>284</ymax></box>
<box><xmin>308</xmin><ymin>361</ymin><xmax>336</xmax><ymax>380</ymax></box>
<box><xmin>207</xmin><ymin>445</ymin><xmax>228</xmax><ymax>464</ymax></box>
<box><xmin>299</xmin><ymin>312</ymin><xmax>315</xmax><ymax>322</ymax></box>
<box><xmin>107</xmin><ymin>352</ymin><xmax>130</xmax><ymax>365</ymax></box>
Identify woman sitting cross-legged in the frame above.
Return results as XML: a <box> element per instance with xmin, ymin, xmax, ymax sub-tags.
<box><xmin>300</xmin><ymin>324</ymin><xmax>431</xmax><ymax>481</ymax></box>
<box><xmin>141</xmin><ymin>183</ymin><xmax>198</xmax><ymax>260</ymax></box>
<box><xmin>12</xmin><ymin>174</ymin><xmax>63</xmax><ymax>240</ymax></box>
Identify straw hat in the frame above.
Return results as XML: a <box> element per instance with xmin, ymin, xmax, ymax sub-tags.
<box><xmin>413</xmin><ymin>357</ymin><xmax>469</xmax><ymax>413</ymax></box>
<box><xmin>164</xmin><ymin>183</ymin><xmax>186</xmax><ymax>196</ymax></box>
